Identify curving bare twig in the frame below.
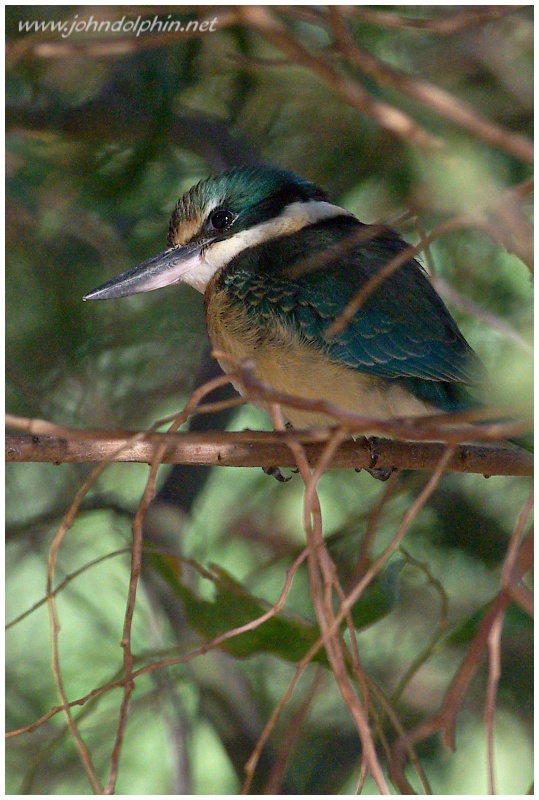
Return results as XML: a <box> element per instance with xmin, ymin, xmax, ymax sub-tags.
<box><xmin>327</xmin><ymin>9</ymin><xmax>533</xmax><ymax>164</ymax></box>
<box><xmin>389</xmin><ymin>489</ymin><xmax>533</xmax><ymax>793</ymax></box>
<box><xmin>239</xmin><ymin>6</ymin><xmax>442</xmax><ymax>151</ymax></box>
<box><xmin>347</xmin><ymin>6</ymin><xmax>525</xmax><ymax>35</ymax></box>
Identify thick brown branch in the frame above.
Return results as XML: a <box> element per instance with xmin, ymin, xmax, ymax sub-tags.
<box><xmin>5</xmin><ymin>431</ymin><xmax>532</xmax><ymax>477</ymax></box>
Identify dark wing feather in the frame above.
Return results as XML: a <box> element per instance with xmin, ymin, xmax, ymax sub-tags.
<box><xmin>221</xmin><ymin>218</ymin><xmax>484</xmax><ymax>399</ymax></box>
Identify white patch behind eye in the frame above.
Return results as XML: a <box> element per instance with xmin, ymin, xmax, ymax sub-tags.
<box><xmin>200</xmin><ymin>200</ymin><xmax>352</xmax><ymax>288</ymax></box>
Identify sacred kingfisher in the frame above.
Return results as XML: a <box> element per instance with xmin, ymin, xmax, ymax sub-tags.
<box><xmin>84</xmin><ymin>165</ymin><xmax>484</xmax><ymax>433</ymax></box>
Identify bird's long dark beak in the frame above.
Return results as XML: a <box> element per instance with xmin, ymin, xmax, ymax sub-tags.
<box><xmin>83</xmin><ymin>241</ymin><xmax>204</xmax><ymax>300</ymax></box>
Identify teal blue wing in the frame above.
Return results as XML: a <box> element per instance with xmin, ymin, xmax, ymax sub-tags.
<box><xmin>291</xmin><ymin>271</ymin><xmax>480</xmax><ymax>383</ymax></box>
<box><xmin>222</xmin><ymin>224</ymin><xmax>484</xmax><ymax>411</ymax></box>
<box><xmin>290</xmin><ymin>268</ymin><xmax>482</xmax><ymax>410</ymax></box>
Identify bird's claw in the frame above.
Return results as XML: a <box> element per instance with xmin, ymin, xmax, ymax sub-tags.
<box><xmin>263</xmin><ymin>466</ymin><xmax>292</xmax><ymax>482</ymax></box>
<box><xmin>355</xmin><ymin>465</ymin><xmax>396</xmax><ymax>480</ymax></box>
<box><xmin>366</xmin><ymin>466</ymin><xmax>396</xmax><ymax>481</ymax></box>
<box><xmin>362</xmin><ymin>436</ymin><xmax>397</xmax><ymax>481</ymax></box>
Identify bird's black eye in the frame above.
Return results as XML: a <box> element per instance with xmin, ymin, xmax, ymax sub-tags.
<box><xmin>209</xmin><ymin>208</ymin><xmax>236</xmax><ymax>231</ymax></box>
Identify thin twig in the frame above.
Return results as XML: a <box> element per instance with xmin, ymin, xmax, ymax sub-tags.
<box><xmin>485</xmin><ymin>614</ymin><xmax>502</xmax><ymax>794</ymax></box>
<box><xmin>347</xmin><ymin>6</ymin><xmax>524</xmax><ymax>35</ymax></box>
<box><xmin>389</xmin><ymin>489</ymin><xmax>533</xmax><ymax>793</ymax></box>
<box><xmin>239</xmin><ymin>6</ymin><xmax>443</xmax><ymax>151</ymax></box>
<box><xmin>46</xmin><ymin>466</ymin><xmax>107</xmax><ymax>793</ymax></box>
<box><xmin>323</xmin><ymin>213</ymin><xmax>529</xmax><ymax>338</ymax></box>
<box><xmin>352</xmin><ymin>472</ymin><xmax>401</xmax><ymax>583</ymax></box>
<box><xmin>242</xmin><ymin>647</ymin><xmax>313</xmax><ymax>793</ymax></box>
<box><xmin>279</xmin><ymin>411</ymin><xmax>391</xmax><ymax>793</ymax></box>
<box><xmin>10</xmin><ymin>546</ymin><xmax>309</xmax><ymax>743</ymax></box>
<box><xmin>262</xmin><ymin>669</ymin><xmax>324</xmax><ymax>793</ymax></box>
<box><xmin>6</xmin><ymin>548</ymin><xmax>130</xmax><ymax>629</ymax></box>
<box><xmin>327</xmin><ymin>9</ymin><xmax>533</xmax><ymax>165</ymax></box>
<box><xmin>432</xmin><ymin>277</ymin><xmax>533</xmax><ymax>354</ymax></box>
<box><xmin>103</xmin><ymin>442</ymin><xmax>167</xmax><ymax>793</ymax></box>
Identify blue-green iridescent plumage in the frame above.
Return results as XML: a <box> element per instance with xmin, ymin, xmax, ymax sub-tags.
<box><xmin>215</xmin><ymin>209</ymin><xmax>482</xmax><ymax>413</ymax></box>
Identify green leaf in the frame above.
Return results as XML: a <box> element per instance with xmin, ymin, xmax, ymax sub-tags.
<box><xmin>146</xmin><ymin>552</ymin><xmax>401</xmax><ymax>665</ymax></box>
<box><xmin>445</xmin><ymin>598</ymin><xmax>533</xmax><ymax>646</ymax></box>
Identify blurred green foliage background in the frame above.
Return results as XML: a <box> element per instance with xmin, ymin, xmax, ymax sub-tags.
<box><xmin>6</xmin><ymin>5</ymin><xmax>533</xmax><ymax>794</ymax></box>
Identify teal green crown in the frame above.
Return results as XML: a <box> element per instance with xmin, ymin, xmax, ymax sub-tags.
<box><xmin>168</xmin><ymin>165</ymin><xmax>329</xmax><ymax>244</ymax></box>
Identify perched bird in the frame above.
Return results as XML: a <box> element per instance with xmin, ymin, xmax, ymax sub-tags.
<box><xmin>84</xmin><ymin>165</ymin><xmax>484</xmax><ymax>439</ymax></box>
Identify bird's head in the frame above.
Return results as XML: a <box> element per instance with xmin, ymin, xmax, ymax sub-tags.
<box><xmin>84</xmin><ymin>165</ymin><xmax>351</xmax><ymax>300</ymax></box>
